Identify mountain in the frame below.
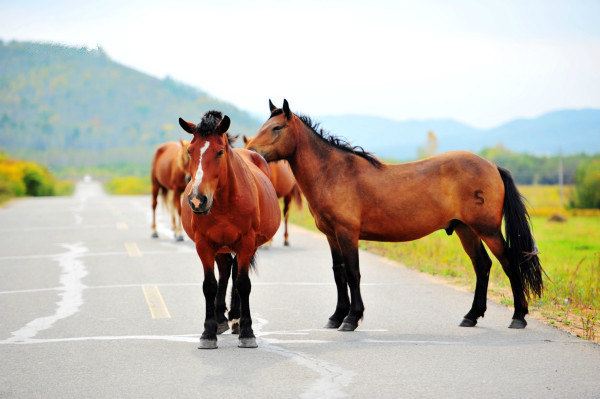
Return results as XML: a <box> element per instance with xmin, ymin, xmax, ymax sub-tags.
<box><xmin>318</xmin><ymin>110</ymin><xmax>600</xmax><ymax>160</ymax></box>
<box><xmin>1</xmin><ymin>41</ymin><xmax>598</xmax><ymax>173</ymax></box>
<box><xmin>0</xmin><ymin>41</ymin><xmax>260</xmax><ymax>172</ymax></box>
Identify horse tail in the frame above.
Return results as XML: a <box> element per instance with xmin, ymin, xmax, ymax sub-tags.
<box><xmin>498</xmin><ymin>166</ymin><xmax>543</xmax><ymax>298</ymax></box>
<box><xmin>290</xmin><ymin>183</ymin><xmax>303</xmax><ymax>210</ymax></box>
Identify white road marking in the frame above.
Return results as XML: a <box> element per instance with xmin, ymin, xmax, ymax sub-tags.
<box><xmin>0</xmin><ymin>248</ymin><xmax>194</xmax><ymax>262</ymax></box>
<box><xmin>253</xmin><ymin>316</ymin><xmax>355</xmax><ymax>399</ymax></box>
<box><xmin>4</xmin><ymin>243</ymin><xmax>88</xmax><ymax>343</ymax></box>
<box><xmin>0</xmin><ymin>282</ymin><xmax>406</xmax><ymax>295</ymax></box>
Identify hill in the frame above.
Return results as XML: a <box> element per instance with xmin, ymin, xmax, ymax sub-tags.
<box><xmin>0</xmin><ymin>41</ymin><xmax>260</xmax><ymax>173</ymax></box>
<box><xmin>318</xmin><ymin>110</ymin><xmax>600</xmax><ymax>160</ymax></box>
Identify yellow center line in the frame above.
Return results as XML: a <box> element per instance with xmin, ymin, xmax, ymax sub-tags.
<box><xmin>142</xmin><ymin>285</ymin><xmax>171</xmax><ymax>319</ymax></box>
<box><xmin>116</xmin><ymin>222</ymin><xmax>128</xmax><ymax>230</ymax></box>
<box><xmin>124</xmin><ymin>242</ymin><xmax>142</xmax><ymax>257</ymax></box>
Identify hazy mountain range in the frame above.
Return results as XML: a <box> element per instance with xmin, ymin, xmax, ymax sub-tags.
<box><xmin>317</xmin><ymin>110</ymin><xmax>600</xmax><ymax>160</ymax></box>
<box><xmin>0</xmin><ymin>40</ymin><xmax>598</xmax><ymax>172</ymax></box>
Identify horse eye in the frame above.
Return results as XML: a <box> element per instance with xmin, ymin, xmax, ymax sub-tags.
<box><xmin>273</xmin><ymin>125</ymin><xmax>284</xmax><ymax>132</ymax></box>
<box><xmin>216</xmin><ymin>149</ymin><xmax>225</xmax><ymax>157</ymax></box>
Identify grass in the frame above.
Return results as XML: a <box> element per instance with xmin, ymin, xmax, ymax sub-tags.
<box><xmin>104</xmin><ymin>176</ymin><xmax>151</xmax><ymax>195</ymax></box>
<box><xmin>289</xmin><ymin>185</ymin><xmax>600</xmax><ymax>342</ymax></box>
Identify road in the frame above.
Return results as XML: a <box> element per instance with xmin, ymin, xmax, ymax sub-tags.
<box><xmin>1</xmin><ymin>180</ymin><xmax>599</xmax><ymax>399</ymax></box>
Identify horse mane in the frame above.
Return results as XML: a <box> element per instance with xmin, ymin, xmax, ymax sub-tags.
<box><xmin>295</xmin><ymin>113</ymin><xmax>383</xmax><ymax>168</ymax></box>
<box><xmin>196</xmin><ymin>110</ymin><xmax>238</xmax><ymax>145</ymax></box>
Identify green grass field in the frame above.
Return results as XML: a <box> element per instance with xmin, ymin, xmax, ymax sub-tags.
<box><xmin>289</xmin><ymin>185</ymin><xmax>600</xmax><ymax>341</ymax></box>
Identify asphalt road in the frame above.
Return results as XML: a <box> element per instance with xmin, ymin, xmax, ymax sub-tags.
<box><xmin>1</xmin><ymin>180</ymin><xmax>599</xmax><ymax>399</ymax></box>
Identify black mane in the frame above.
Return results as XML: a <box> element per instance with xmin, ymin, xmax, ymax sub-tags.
<box><xmin>197</xmin><ymin>110</ymin><xmax>223</xmax><ymax>136</ymax></box>
<box><xmin>196</xmin><ymin>110</ymin><xmax>237</xmax><ymax>144</ymax></box>
<box><xmin>296</xmin><ymin>114</ymin><xmax>383</xmax><ymax>168</ymax></box>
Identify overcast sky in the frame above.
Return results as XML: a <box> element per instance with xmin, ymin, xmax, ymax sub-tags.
<box><xmin>1</xmin><ymin>0</ymin><xmax>599</xmax><ymax>128</ymax></box>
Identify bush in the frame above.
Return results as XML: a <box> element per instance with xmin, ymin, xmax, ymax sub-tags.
<box><xmin>571</xmin><ymin>160</ymin><xmax>600</xmax><ymax>209</ymax></box>
<box><xmin>0</xmin><ymin>150</ymin><xmax>72</xmax><ymax>202</ymax></box>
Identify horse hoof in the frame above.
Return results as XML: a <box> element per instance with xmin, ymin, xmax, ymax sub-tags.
<box><xmin>459</xmin><ymin>318</ymin><xmax>477</xmax><ymax>327</ymax></box>
<box><xmin>338</xmin><ymin>321</ymin><xmax>358</xmax><ymax>332</ymax></box>
<box><xmin>151</xmin><ymin>232</ymin><xmax>159</xmax><ymax>239</ymax></box>
<box><xmin>175</xmin><ymin>235</ymin><xmax>184</xmax><ymax>242</ymax></box>
<box><xmin>231</xmin><ymin>320</ymin><xmax>240</xmax><ymax>335</ymax></box>
<box><xmin>284</xmin><ymin>241</ymin><xmax>290</xmax><ymax>247</ymax></box>
<box><xmin>238</xmin><ymin>337</ymin><xmax>258</xmax><ymax>348</ymax></box>
<box><xmin>324</xmin><ymin>319</ymin><xmax>342</xmax><ymax>329</ymax></box>
<box><xmin>216</xmin><ymin>321</ymin><xmax>230</xmax><ymax>335</ymax></box>
<box><xmin>198</xmin><ymin>338</ymin><xmax>217</xmax><ymax>349</ymax></box>
<box><xmin>508</xmin><ymin>319</ymin><xmax>527</xmax><ymax>329</ymax></box>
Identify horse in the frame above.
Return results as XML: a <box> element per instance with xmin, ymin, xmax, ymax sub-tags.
<box><xmin>247</xmin><ymin>99</ymin><xmax>543</xmax><ymax>332</ymax></box>
<box><xmin>179</xmin><ymin>110</ymin><xmax>280</xmax><ymax>349</ymax></box>
<box><xmin>150</xmin><ymin>140</ymin><xmax>191</xmax><ymax>241</ymax></box>
<box><xmin>243</xmin><ymin>135</ymin><xmax>302</xmax><ymax>246</ymax></box>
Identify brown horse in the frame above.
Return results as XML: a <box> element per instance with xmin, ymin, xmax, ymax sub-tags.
<box><xmin>247</xmin><ymin>99</ymin><xmax>543</xmax><ymax>332</ymax></box>
<box><xmin>243</xmin><ymin>135</ymin><xmax>302</xmax><ymax>246</ymax></box>
<box><xmin>179</xmin><ymin>111</ymin><xmax>280</xmax><ymax>349</ymax></box>
<box><xmin>150</xmin><ymin>140</ymin><xmax>191</xmax><ymax>241</ymax></box>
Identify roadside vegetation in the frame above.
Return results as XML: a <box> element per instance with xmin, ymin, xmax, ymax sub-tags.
<box><xmin>0</xmin><ymin>151</ymin><xmax>74</xmax><ymax>204</ymax></box>
<box><xmin>289</xmin><ymin>184</ymin><xmax>600</xmax><ymax>342</ymax></box>
<box><xmin>104</xmin><ymin>176</ymin><xmax>151</xmax><ymax>195</ymax></box>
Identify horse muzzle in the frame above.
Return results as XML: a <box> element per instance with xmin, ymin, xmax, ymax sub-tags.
<box><xmin>187</xmin><ymin>193</ymin><xmax>212</xmax><ymax>215</ymax></box>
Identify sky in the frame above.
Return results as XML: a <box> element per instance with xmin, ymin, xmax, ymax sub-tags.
<box><xmin>1</xmin><ymin>0</ymin><xmax>599</xmax><ymax>128</ymax></box>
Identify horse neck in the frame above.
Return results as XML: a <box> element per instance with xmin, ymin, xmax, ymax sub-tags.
<box><xmin>288</xmin><ymin>124</ymin><xmax>341</xmax><ymax>199</ymax></box>
<box><xmin>213</xmin><ymin>148</ymin><xmax>243</xmax><ymax>207</ymax></box>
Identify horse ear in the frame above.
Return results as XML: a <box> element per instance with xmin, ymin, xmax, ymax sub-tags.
<box><xmin>269</xmin><ymin>99</ymin><xmax>276</xmax><ymax>112</ymax></box>
<box><xmin>178</xmin><ymin>117</ymin><xmax>195</xmax><ymax>134</ymax></box>
<box><xmin>243</xmin><ymin>135</ymin><xmax>249</xmax><ymax>145</ymax></box>
<box><xmin>215</xmin><ymin>115</ymin><xmax>230</xmax><ymax>134</ymax></box>
<box><xmin>282</xmin><ymin>99</ymin><xmax>291</xmax><ymax>119</ymax></box>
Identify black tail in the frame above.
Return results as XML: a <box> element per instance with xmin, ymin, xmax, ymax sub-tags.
<box><xmin>498</xmin><ymin>167</ymin><xmax>544</xmax><ymax>298</ymax></box>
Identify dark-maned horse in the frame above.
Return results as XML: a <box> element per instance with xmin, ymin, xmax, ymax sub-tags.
<box><xmin>179</xmin><ymin>111</ymin><xmax>280</xmax><ymax>349</ymax></box>
<box><xmin>247</xmin><ymin>99</ymin><xmax>543</xmax><ymax>332</ymax></box>
<box><xmin>244</xmin><ymin>135</ymin><xmax>302</xmax><ymax>246</ymax></box>
<box><xmin>150</xmin><ymin>140</ymin><xmax>191</xmax><ymax>241</ymax></box>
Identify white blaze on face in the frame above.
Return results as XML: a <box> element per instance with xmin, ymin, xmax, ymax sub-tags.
<box><xmin>192</xmin><ymin>141</ymin><xmax>210</xmax><ymax>196</ymax></box>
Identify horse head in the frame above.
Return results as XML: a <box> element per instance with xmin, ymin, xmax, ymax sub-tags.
<box><xmin>246</xmin><ymin>99</ymin><xmax>298</xmax><ymax>162</ymax></box>
<box><xmin>178</xmin><ymin>111</ymin><xmax>231</xmax><ymax>215</ymax></box>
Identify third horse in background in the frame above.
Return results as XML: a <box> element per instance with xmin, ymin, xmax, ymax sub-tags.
<box><xmin>244</xmin><ymin>135</ymin><xmax>302</xmax><ymax>246</ymax></box>
<box><xmin>150</xmin><ymin>140</ymin><xmax>191</xmax><ymax>241</ymax></box>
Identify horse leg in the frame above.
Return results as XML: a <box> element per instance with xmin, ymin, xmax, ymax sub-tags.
<box><xmin>215</xmin><ymin>253</ymin><xmax>233</xmax><ymax>334</ymax></box>
<box><xmin>173</xmin><ymin>189</ymin><xmax>184</xmax><ymax>241</ymax></box>
<box><xmin>456</xmin><ymin>224</ymin><xmax>492</xmax><ymax>327</ymax></box>
<box><xmin>235</xmin><ymin>252</ymin><xmax>258</xmax><ymax>348</ymax></box>
<box><xmin>196</xmin><ymin>243</ymin><xmax>218</xmax><ymax>349</ymax></box>
<box><xmin>151</xmin><ymin>183</ymin><xmax>159</xmax><ymax>238</ymax></box>
<box><xmin>283</xmin><ymin>194</ymin><xmax>291</xmax><ymax>246</ymax></box>
<box><xmin>228</xmin><ymin>256</ymin><xmax>241</xmax><ymax>334</ymax></box>
<box><xmin>336</xmin><ymin>231</ymin><xmax>364</xmax><ymax>332</ymax></box>
<box><xmin>481</xmin><ymin>230</ymin><xmax>529</xmax><ymax>328</ymax></box>
<box><xmin>324</xmin><ymin>235</ymin><xmax>350</xmax><ymax>329</ymax></box>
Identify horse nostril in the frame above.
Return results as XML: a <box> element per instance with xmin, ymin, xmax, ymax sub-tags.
<box><xmin>188</xmin><ymin>195</ymin><xmax>202</xmax><ymax>209</ymax></box>
<box><xmin>200</xmin><ymin>195</ymin><xmax>207</xmax><ymax>207</ymax></box>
